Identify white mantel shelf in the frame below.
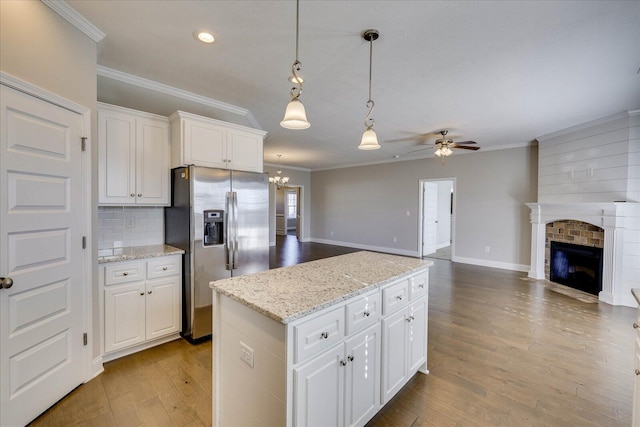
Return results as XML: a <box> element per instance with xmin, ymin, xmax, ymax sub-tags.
<box><xmin>526</xmin><ymin>202</ymin><xmax>640</xmax><ymax>307</ymax></box>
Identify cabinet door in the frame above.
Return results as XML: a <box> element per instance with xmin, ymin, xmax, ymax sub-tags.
<box><xmin>104</xmin><ymin>282</ymin><xmax>146</xmax><ymax>353</ymax></box>
<box><xmin>136</xmin><ymin>117</ymin><xmax>169</xmax><ymax>205</ymax></box>
<box><xmin>345</xmin><ymin>325</ymin><xmax>380</xmax><ymax>427</ymax></box>
<box><xmin>634</xmin><ymin>337</ymin><xmax>640</xmax><ymax>427</ymax></box>
<box><xmin>227</xmin><ymin>129</ymin><xmax>263</xmax><ymax>172</ymax></box>
<box><xmin>381</xmin><ymin>309</ymin><xmax>408</xmax><ymax>404</ymax></box>
<box><xmin>98</xmin><ymin>109</ymin><xmax>136</xmax><ymax>204</ymax></box>
<box><xmin>183</xmin><ymin>120</ymin><xmax>227</xmax><ymax>168</ymax></box>
<box><xmin>294</xmin><ymin>344</ymin><xmax>345</xmax><ymax>427</ymax></box>
<box><xmin>407</xmin><ymin>298</ymin><xmax>427</xmax><ymax>375</ymax></box>
<box><xmin>145</xmin><ymin>276</ymin><xmax>181</xmax><ymax>340</ymax></box>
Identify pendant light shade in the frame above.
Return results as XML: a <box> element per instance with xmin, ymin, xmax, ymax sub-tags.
<box><xmin>359</xmin><ymin>128</ymin><xmax>380</xmax><ymax>150</ymax></box>
<box><xmin>358</xmin><ymin>29</ymin><xmax>380</xmax><ymax>150</ymax></box>
<box><xmin>281</xmin><ymin>98</ymin><xmax>310</xmax><ymax>129</ymax></box>
<box><xmin>281</xmin><ymin>0</ymin><xmax>310</xmax><ymax>130</ymax></box>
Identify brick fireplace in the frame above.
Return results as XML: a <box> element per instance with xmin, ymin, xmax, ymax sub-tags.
<box><xmin>544</xmin><ymin>220</ymin><xmax>604</xmax><ymax>281</ymax></box>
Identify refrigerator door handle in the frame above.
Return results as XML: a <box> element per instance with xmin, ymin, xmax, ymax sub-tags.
<box><xmin>233</xmin><ymin>191</ymin><xmax>239</xmax><ymax>269</ymax></box>
<box><xmin>225</xmin><ymin>191</ymin><xmax>233</xmax><ymax>270</ymax></box>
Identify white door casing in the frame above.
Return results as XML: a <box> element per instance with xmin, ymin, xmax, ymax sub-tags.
<box><xmin>422</xmin><ymin>182</ymin><xmax>438</xmax><ymax>256</ymax></box>
<box><xmin>0</xmin><ymin>84</ymin><xmax>87</xmax><ymax>426</ymax></box>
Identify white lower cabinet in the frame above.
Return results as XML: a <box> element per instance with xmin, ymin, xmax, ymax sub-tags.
<box><xmin>632</xmin><ymin>298</ymin><xmax>640</xmax><ymax>427</ymax></box>
<box><xmin>102</xmin><ymin>255</ymin><xmax>181</xmax><ymax>358</ymax></box>
<box><xmin>294</xmin><ymin>324</ymin><xmax>381</xmax><ymax>427</ymax></box>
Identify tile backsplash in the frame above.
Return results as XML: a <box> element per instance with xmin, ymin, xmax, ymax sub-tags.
<box><xmin>98</xmin><ymin>206</ymin><xmax>164</xmax><ymax>256</ymax></box>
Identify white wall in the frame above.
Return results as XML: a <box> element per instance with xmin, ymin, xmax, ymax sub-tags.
<box><xmin>0</xmin><ymin>1</ymin><xmax>100</xmax><ymax>367</ymax></box>
<box><xmin>311</xmin><ymin>146</ymin><xmax>537</xmax><ymax>270</ymax></box>
<box><xmin>436</xmin><ymin>181</ymin><xmax>453</xmax><ymax>248</ymax></box>
<box><xmin>537</xmin><ymin>110</ymin><xmax>639</xmax><ymax>203</ymax></box>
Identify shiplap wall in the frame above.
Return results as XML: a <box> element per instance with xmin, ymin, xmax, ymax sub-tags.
<box><xmin>538</xmin><ymin>111</ymin><xmax>639</xmax><ymax>203</ymax></box>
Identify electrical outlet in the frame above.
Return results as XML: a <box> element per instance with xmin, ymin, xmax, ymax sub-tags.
<box><xmin>126</xmin><ymin>217</ymin><xmax>135</xmax><ymax>228</ymax></box>
<box><xmin>239</xmin><ymin>341</ymin><xmax>254</xmax><ymax>368</ymax></box>
<box><xmin>393</xmin><ymin>237</ymin><xmax>397</xmax><ymax>243</ymax></box>
<box><xmin>485</xmin><ymin>246</ymin><xmax>490</xmax><ymax>253</ymax></box>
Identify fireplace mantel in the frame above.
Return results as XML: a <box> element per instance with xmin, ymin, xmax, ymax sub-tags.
<box><xmin>526</xmin><ymin>202</ymin><xmax>639</xmax><ymax>307</ymax></box>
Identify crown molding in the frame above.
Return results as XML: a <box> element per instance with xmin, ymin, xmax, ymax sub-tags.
<box><xmin>97</xmin><ymin>65</ymin><xmax>262</xmax><ymax>130</ymax></box>
<box><xmin>41</xmin><ymin>0</ymin><xmax>105</xmax><ymax>42</ymax></box>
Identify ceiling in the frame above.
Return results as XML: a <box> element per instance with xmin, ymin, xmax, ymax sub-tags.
<box><xmin>67</xmin><ymin>0</ymin><xmax>640</xmax><ymax>171</ymax></box>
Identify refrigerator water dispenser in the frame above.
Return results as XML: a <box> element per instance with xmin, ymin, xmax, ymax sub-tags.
<box><xmin>203</xmin><ymin>210</ymin><xmax>224</xmax><ymax>246</ymax></box>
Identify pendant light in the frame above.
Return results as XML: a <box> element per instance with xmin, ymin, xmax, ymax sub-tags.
<box><xmin>359</xmin><ymin>29</ymin><xmax>380</xmax><ymax>150</ymax></box>
<box><xmin>280</xmin><ymin>0</ymin><xmax>310</xmax><ymax>129</ymax></box>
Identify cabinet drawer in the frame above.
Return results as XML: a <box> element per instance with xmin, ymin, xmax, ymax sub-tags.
<box><xmin>105</xmin><ymin>261</ymin><xmax>145</xmax><ymax>285</ymax></box>
<box><xmin>409</xmin><ymin>272</ymin><xmax>428</xmax><ymax>301</ymax></box>
<box><xmin>346</xmin><ymin>291</ymin><xmax>380</xmax><ymax>335</ymax></box>
<box><xmin>147</xmin><ymin>256</ymin><xmax>180</xmax><ymax>279</ymax></box>
<box><xmin>294</xmin><ymin>306</ymin><xmax>344</xmax><ymax>364</ymax></box>
<box><xmin>382</xmin><ymin>279</ymin><xmax>409</xmax><ymax>315</ymax></box>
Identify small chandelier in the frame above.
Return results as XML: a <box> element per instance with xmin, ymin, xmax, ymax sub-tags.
<box><xmin>359</xmin><ymin>29</ymin><xmax>380</xmax><ymax>150</ymax></box>
<box><xmin>269</xmin><ymin>155</ymin><xmax>290</xmax><ymax>189</ymax></box>
<box><xmin>280</xmin><ymin>0</ymin><xmax>310</xmax><ymax>130</ymax></box>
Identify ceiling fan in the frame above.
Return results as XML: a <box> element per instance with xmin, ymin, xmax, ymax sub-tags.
<box><xmin>409</xmin><ymin>130</ymin><xmax>480</xmax><ymax>164</ymax></box>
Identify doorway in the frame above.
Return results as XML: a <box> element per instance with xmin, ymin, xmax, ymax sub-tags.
<box><xmin>419</xmin><ymin>179</ymin><xmax>455</xmax><ymax>261</ymax></box>
<box><xmin>274</xmin><ymin>185</ymin><xmax>302</xmax><ymax>242</ymax></box>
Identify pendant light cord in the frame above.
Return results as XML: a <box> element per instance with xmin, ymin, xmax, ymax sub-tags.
<box><xmin>364</xmin><ymin>32</ymin><xmax>375</xmax><ymax>129</ymax></box>
<box><xmin>290</xmin><ymin>0</ymin><xmax>303</xmax><ymax>100</ymax></box>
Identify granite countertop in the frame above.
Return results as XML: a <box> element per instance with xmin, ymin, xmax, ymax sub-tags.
<box><xmin>633</xmin><ymin>289</ymin><xmax>640</xmax><ymax>305</ymax></box>
<box><xmin>98</xmin><ymin>244</ymin><xmax>184</xmax><ymax>264</ymax></box>
<box><xmin>210</xmin><ymin>251</ymin><xmax>433</xmax><ymax>324</ymax></box>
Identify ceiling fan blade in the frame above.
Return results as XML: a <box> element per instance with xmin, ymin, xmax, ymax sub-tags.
<box><xmin>451</xmin><ymin>145</ymin><xmax>480</xmax><ymax>151</ymax></box>
<box><xmin>408</xmin><ymin>147</ymin><xmax>431</xmax><ymax>153</ymax></box>
<box><xmin>453</xmin><ymin>140</ymin><xmax>477</xmax><ymax>145</ymax></box>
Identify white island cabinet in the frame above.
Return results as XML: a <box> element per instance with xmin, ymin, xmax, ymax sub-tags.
<box><xmin>210</xmin><ymin>251</ymin><xmax>432</xmax><ymax>427</ymax></box>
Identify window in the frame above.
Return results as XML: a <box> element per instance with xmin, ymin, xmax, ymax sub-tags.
<box><xmin>287</xmin><ymin>191</ymin><xmax>297</xmax><ymax>219</ymax></box>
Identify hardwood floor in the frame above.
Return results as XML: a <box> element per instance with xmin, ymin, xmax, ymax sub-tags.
<box><xmin>30</xmin><ymin>246</ymin><xmax>635</xmax><ymax>426</ymax></box>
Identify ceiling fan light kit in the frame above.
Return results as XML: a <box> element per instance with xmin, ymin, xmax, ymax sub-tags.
<box><xmin>358</xmin><ymin>29</ymin><xmax>381</xmax><ymax>151</ymax></box>
<box><xmin>280</xmin><ymin>0</ymin><xmax>310</xmax><ymax>130</ymax></box>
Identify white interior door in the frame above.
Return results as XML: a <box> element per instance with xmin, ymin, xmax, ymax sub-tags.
<box><xmin>422</xmin><ymin>182</ymin><xmax>438</xmax><ymax>256</ymax></box>
<box><xmin>0</xmin><ymin>85</ymin><xmax>85</xmax><ymax>426</ymax></box>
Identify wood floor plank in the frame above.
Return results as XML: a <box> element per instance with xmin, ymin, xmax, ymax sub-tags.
<box><xmin>28</xmin><ymin>243</ymin><xmax>636</xmax><ymax>427</ymax></box>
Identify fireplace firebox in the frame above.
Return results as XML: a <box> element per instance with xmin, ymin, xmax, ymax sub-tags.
<box><xmin>549</xmin><ymin>241</ymin><xmax>603</xmax><ymax>296</ymax></box>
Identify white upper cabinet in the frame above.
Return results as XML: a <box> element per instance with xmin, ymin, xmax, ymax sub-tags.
<box><xmin>98</xmin><ymin>103</ymin><xmax>170</xmax><ymax>206</ymax></box>
<box><xmin>169</xmin><ymin>111</ymin><xmax>265</xmax><ymax>173</ymax></box>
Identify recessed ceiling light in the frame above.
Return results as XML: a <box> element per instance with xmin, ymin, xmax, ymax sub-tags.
<box><xmin>194</xmin><ymin>30</ymin><xmax>215</xmax><ymax>44</ymax></box>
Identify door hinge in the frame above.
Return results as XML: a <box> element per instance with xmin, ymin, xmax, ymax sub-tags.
<box><xmin>82</xmin><ymin>236</ymin><xmax>86</xmax><ymax>249</ymax></box>
<box><xmin>83</xmin><ymin>333</ymin><xmax>88</xmax><ymax>346</ymax></box>
<box><xmin>81</xmin><ymin>137</ymin><xmax>87</xmax><ymax>152</ymax></box>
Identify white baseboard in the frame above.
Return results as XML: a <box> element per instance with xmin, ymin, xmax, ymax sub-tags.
<box><xmin>102</xmin><ymin>334</ymin><xmax>181</xmax><ymax>363</ymax></box>
<box><xmin>452</xmin><ymin>255</ymin><xmax>529</xmax><ymax>272</ymax></box>
<box><xmin>310</xmin><ymin>238</ymin><xmax>420</xmax><ymax>258</ymax></box>
<box><xmin>90</xmin><ymin>355</ymin><xmax>104</xmax><ymax>381</ymax></box>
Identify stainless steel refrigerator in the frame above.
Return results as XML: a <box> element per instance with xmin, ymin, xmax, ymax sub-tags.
<box><xmin>165</xmin><ymin>166</ymin><xmax>269</xmax><ymax>342</ymax></box>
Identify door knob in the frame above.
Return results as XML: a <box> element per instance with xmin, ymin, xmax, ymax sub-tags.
<box><xmin>1</xmin><ymin>277</ymin><xmax>13</xmax><ymax>289</ymax></box>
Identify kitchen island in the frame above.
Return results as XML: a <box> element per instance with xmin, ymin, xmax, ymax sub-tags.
<box><xmin>210</xmin><ymin>251</ymin><xmax>433</xmax><ymax>427</ymax></box>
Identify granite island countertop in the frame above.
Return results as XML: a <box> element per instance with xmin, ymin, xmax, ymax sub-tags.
<box><xmin>210</xmin><ymin>251</ymin><xmax>433</xmax><ymax>324</ymax></box>
<box><xmin>98</xmin><ymin>244</ymin><xmax>184</xmax><ymax>264</ymax></box>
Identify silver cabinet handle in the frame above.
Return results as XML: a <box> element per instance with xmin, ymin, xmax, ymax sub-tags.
<box><xmin>634</xmin><ymin>323</ymin><xmax>639</xmax><ymax>329</ymax></box>
<box><xmin>162</xmin><ymin>267</ymin><xmax>168</xmax><ymax>271</ymax></box>
<box><xmin>396</xmin><ymin>295</ymin><xmax>403</xmax><ymax>301</ymax></box>
<box><xmin>137</xmin><ymin>193</ymin><xmax>142</xmax><ymax>197</ymax></box>
<box><xmin>123</xmin><ymin>272</ymin><xmax>128</xmax><ymax>276</ymax></box>
<box><xmin>320</xmin><ymin>332</ymin><xmax>329</xmax><ymax>339</ymax></box>
<box><xmin>418</xmin><ymin>284</ymin><xmax>425</xmax><ymax>289</ymax></box>
<box><xmin>148</xmin><ymin>290</ymin><xmax>152</xmax><ymax>294</ymax></box>
<box><xmin>130</xmin><ymin>193</ymin><xmax>135</xmax><ymax>197</ymax></box>
<box><xmin>406</xmin><ymin>315</ymin><xmax>415</xmax><ymax>323</ymax></box>
<box><xmin>340</xmin><ymin>360</ymin><xmax>347</xmax><ymax>366</ymax></box>
<box><xmin>636</xmin><ymin>369</ymin><xmax>640</xmax><ymax>376</ymax></box>
<box><xmin>0</xmin><ymin>277</ymin><xmax>13</xmax><ymax>289</ymax></box>
<box><xmin>347</xmin><ymin>355</ymin><xmax>354</xmax><ymax>362</ymax></box>
<box><xmin>140</xmin><ymin>292</ymin><xmax>144</xmax><ymax>296</ymax></box>
<box><xmin>363</xmin><ymin>310</ymin><xmax>370</xmax><ymax>317</ymax></box>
